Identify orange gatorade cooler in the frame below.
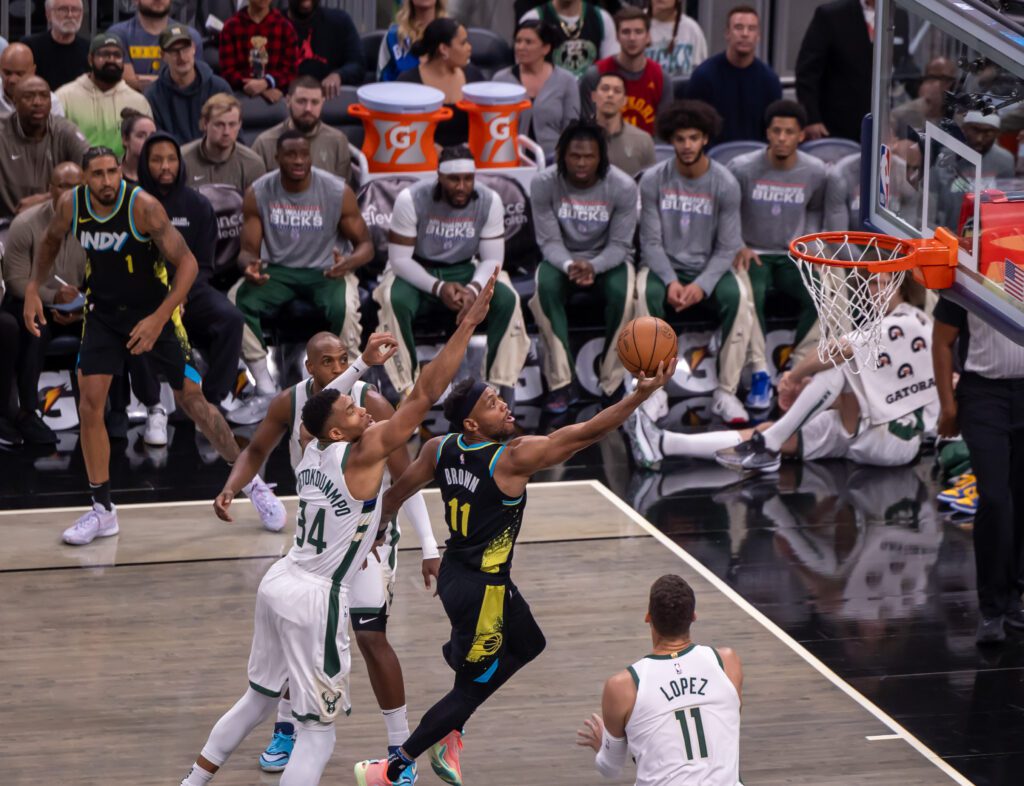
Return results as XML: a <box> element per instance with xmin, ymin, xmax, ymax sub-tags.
<box><xmin>457</xmin><ymin>82</ymin><xmax>532</xmax><ymax>168</ymax></box>
<box><xmin>349</xmin><ymin>83</ymin><xmax>452</xmax><ymax>173</ymax></box>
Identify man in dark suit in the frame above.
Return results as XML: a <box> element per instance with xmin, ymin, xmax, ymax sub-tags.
<box><xmin>795</xmin><ymin>0</ymin><xmax>909</xmax><ymax>142</ymax></box>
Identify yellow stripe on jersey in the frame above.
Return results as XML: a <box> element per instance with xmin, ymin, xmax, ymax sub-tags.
<box><xmin>480</xmin><ymin>525</ymin><xmax>515</xmax><ymax>573</ymax></box>
<box><xmin>466</xmin><ymin>583</ymin><xmax>505</xmax><ymax>662</ymax></box>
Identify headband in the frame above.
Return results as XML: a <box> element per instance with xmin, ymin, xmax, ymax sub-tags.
<box><xmin>451</xmin><ymin>380</ymin><xmax>489</xmax><ymax>426</ymax></box>
<box><xmin>439</xmin><ymin>158</ymin><xmax>476</xmax><ymax>175</ymax></box>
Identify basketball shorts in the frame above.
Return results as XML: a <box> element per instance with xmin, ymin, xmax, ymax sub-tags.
<box><xmin>247</xmin><ymin>558</ymin><xmax>352</xmax><ymax>724</ymax></box>
<box><xmin>437</xmin><ymin>559</ymin><xmax>537</xmax><ymax>683</ymax></box>
<box><xmin>349</xmin><ymin>541</ymin><xmax>396</xmax><ymax>633</ymax></box>
<box><xmin>800</xmin><ymin>409</ymin><xmax>924</xmax><ymax>467</ymax></box>
<box><xmin>78</xmin><ymin>307</ymin><xmax>200</xmax><ymax>390</ymax></box>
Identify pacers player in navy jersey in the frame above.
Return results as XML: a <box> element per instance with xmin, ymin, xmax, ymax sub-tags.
<box><xmin>22</xmin><ymin>146</ymin><xmax>283</xmax><ymax>544</ymax></box>
<box><xmin>354</xmin><ymin>359</ymin><xmax>675</xmax><ymax>786</ymax></box>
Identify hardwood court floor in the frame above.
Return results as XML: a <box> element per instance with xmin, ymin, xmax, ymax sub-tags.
<box><xmin>0</xmin><ymin>482</ymin><xmax>960</xmax><ymax>785</ymax></box>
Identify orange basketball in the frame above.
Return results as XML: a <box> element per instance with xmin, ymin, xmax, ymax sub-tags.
<box><xmin>616</xmin><ymin>317</ymin><xmax>677</xmax><ymax>377</ymax></box>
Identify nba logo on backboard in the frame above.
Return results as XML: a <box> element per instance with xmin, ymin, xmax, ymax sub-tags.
<box><xmin>878</xmin><ymin>144</ymin><xmax>892</xmax><ymax>209</ymax></box>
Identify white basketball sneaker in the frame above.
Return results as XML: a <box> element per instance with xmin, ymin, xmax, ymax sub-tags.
<box><xmin>62</xmin><ymin>503</ymin><xmax>120</xmax><ymax>545</ymax></box>
<box><xmin>246</xmin><ymin>476</ymin><xmax>287</xmax><ymax>532</ymax></box>
<box><xmin>144</xmin><ymin>405</ymin><xmax>168</xmax><ymax>446</ymax></box>
<box><xmin>711</xmin><ymin>388</ymin><xmax>749</xmax><ymax>426</ymax></box>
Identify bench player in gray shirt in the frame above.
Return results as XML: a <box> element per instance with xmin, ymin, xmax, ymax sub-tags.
<box><xmin>728</xmin><ymin>100</ymin><xmax>846</xmax><ymax>410</ymax></box>
<box><xmin>636</xmin><ymin>100</ymin><xmax>754</xmax><ymax>424</ymax></box>
<box><xmin>529</xmin><ymin>121</ymin><xmax>638</xmax><ymax>412</ymax></box>
<box><xmin>374</xmin><ymin>145</ymin><xmax>530</xmax><ymax>396</ymax></box>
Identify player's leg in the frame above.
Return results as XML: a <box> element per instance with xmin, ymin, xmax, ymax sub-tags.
<box><xmin>528</xmin><ymin>260</ymin><xmax>575</xmax><ymax>410</ymax></box>
<box><xmin>744</xmin><ymin>257</ymin><xmax>774</xmax><ymax>410</ymax></box>
<box><xmin>481</xmin><ymin>271</ymin><xmax>530</xmax><ymax>395</ymax></box>
<box><xmin>181</xmin><ymin>284</ymin><xmax>244</xmax><ymax>407</ymax></box>
<box><xmin>373</xmin><ymin>271</ymin><xmax>424</xmax><ymax>394</ymax></box>
<box><xmin>772</xmin><ymin>253</ymin><xmax>819</xmax><ymax>349</ymax></box>
<box><xmin>227</xmin><ymin>279</ymin><xmax>276</xmax><ymax>398</ymax></box>
<box><xmin>707</xmin><ymin>270</ymin><xmax>755</xmax><ymax>425</ymax></box>
<box><xmin>635</xmin><ymin>266</ymin><xmax>667</xmax><ymax>319</ymax></box>
<box><xmin>234</xmin><ymin>266</ymin><xmax>302</xmax><ymax>369</ymax></box>
<box><xmin>596</xmin><ymin>262</ymin><xmax>635</xmax><ymax>398</ymax></box>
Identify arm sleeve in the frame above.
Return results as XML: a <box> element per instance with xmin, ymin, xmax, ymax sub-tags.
<box><xmin>530</xmin><ymin>174</ymin><xmax>574</xmax><ymax>267</ymax></box>
<box><xmin>693</xmin><ymin>175</ymin><xmax>743</xmax><ymax>295</ymax></box>
<box><xmin>334</xmin><ymin>11</ymin><xmax>365</xmax><ymax>85</ymax></box>
<box><xmin>594</xmin><ymin>730</ymin><xmax>628</xmax><ymax>779</ymax></box>
<box><xmin>471</xmin><ymin>195</ymin><xmax>505</xmax><ymax>286</ymax></box>
<box><xmin>794</xmin><ymin>9</ymin><xmax>828</xmax><ymax>125</ymax></box>
<box><xmin>400</xmin><ymin>491</ymin><xmax>439</xmax><ymax>559</ymax></box>
<box><xmin>389</xmin><ymin>241</ymin><xmax>440</xmax><ymax>293</ymax></box>
<box><xmin>325</xmin><ymin>357</ymin><xmax>369</xmax><ymax>393</ymax></box>
<box><xmin>639</xmin><ymin>171</ymin><xmax>677</xmax><ymax>286</ymax></box>
<box><xmin>588</xmin><ymin>177</ymin><xmax>638</xmax><ymax>274</ymax></box>
<box><xmin>389</xmin><ymin>188</ymin><xmax>418</xmax><ymax>238</ymax></box>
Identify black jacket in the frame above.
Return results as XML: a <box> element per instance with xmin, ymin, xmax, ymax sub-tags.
<box><xmin>289</xmin><ymin>6</ymin><xmax>364</xmax><ymax>85</ymax></box>
<box><xmin>138</xmin><ymin>132</ymin><xmax>219</xmax><ymax>285</ymax></box>
<box><xmin>795</xmin><ymin>0</ymin><xmax>910</xmax><ymax>142</ymax></box>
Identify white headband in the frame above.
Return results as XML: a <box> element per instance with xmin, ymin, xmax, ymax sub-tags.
<box><xmin>438</xmin><ymin>159</ymin><xmax>476</xmax><ymax>175</ymax></box>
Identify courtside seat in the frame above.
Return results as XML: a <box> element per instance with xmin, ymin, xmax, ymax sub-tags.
<box><xmin>800</xmin><ymin>137</ymin><xmax>861</xmax><ymax>165</ymax></box>
<box><xmin>362</xmin><ymin>30</ymin><xmax>385</xmax><ymax>80</ymax></box>
<box><xmin>236</xmin><ymin>94</ymin><xmax>288</xmax><ymax>146</ymax></box>
<box><xmin>707</xmin><ymin>140</ymin><xmax>766</xmax><ymax>165</ymax></box>
<box><xmin>467</xmin><ymin>27</ymin><xmax>514</xmax><ymax>79</ymax></box>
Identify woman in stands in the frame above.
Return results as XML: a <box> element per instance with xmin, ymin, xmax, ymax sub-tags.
<box><xmin>643</xmin><ymin>0</ymin><xmax>707</xmax><ymax>79</ymax></box>
<box><xmin>495</xmin><ymin>20</ymin><xmax>580</xmax><ymax>157</ymax></box>
<box><xmin>119</xmin><ymin>108</ymin><xmax>156</xmax><ymax>183</ymax></box>
<box><xmin>378</xmin><ymin>0</ymin><xmax>448</xmax><ymax>82</ymax></box>
<box><xmin>397</xmin><ymin>18</ymin><xmax>484</xmax><ymax>148</ymax></box>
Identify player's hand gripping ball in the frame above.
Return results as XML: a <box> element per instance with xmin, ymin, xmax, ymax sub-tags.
<box><xmin>617</xmin><ymin>317</ymin><xmax>678</xmax><ymax>377</ymax></box>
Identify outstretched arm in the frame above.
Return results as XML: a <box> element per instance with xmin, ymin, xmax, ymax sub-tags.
<box><xmin>24</xmin><ymin>190</ymin><xmax>75</xmax><ymax>337</ymax></box>
<box><xmin>575</xmin><ymin>670</ymin><xmax>637</xmax><ymax>779</ymax></box>
<box><xmin>381</xmin><ymin>436</ymin><xmax>443</xmax><ymax>525</ymax></box>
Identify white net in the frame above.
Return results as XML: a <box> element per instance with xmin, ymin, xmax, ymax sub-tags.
<box><xmin>790</xmin><ymin>234</ymin><xmax>910</xmax><ymax>374</ymax></box>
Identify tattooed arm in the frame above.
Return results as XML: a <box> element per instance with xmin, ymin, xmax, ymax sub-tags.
<box><xmin>124</xmin><ymin>192</ymin><xmax>199</xmax><ymax>354</ymax></box>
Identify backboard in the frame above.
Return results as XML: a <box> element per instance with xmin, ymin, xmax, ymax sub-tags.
<box><xmin>865</xmin><ymin>0</ymin><xmax>1024</xmax><ymax>343</ymax></box>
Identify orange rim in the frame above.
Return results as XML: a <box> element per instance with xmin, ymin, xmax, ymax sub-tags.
<box><xmin>788</xmin><ymin>231</ymin><xmax>920</xmax><ymax>273</ymax></box>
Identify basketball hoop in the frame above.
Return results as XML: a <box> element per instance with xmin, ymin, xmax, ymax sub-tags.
<box><xmin>788</xmin><ymin>228</ymin><xmax>958</xmax><ymax>372</ymax></box>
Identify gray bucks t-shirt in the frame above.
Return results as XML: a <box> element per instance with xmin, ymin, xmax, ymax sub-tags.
<box><xmin>639</xmin><ymin>157</ymin><xmax>743</xmax><ymax>292</ymax></box>
<box><xmin>252</xmin><ymin>167</ymin><xmax>347</xmax><ymax>269</ymax></box>
<box><xmin>392</xmin><ymin>178</ymin><xmax>500</xmax><ymax>265</ymax></box>
<box><xmin>530</xmin><ymin>164</ymin><xmax>638</xmax><ymax>273</ymax></box>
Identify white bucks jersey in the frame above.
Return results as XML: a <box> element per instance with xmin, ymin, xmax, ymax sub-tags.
<box><xmin>625</xmin><ymin>645</ymin><xmax>741</xmax><ymax>786</ymax></box>
<box><xmin>289</xmin><ymin>439</ymin><xmax>382</xmax><ymax>584</ymax></box>
<box><xmin>289</xmin><ymin>380</ymin><xmax>372</xmax><ymax>470</ymax></box>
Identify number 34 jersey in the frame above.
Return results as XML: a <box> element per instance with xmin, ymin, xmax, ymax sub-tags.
<box><xmin>289</xmin><ymin>439</ymin><xmax>382</xmax><ymax>586</ymax></box>
<box><xmin>625</xmin><ymin>644</ymin><xmax>741</xmax><ymax>786</ymax></box>
<box><xmin>435</xmin><ymin>434</ymin><xmax>526</xmax><ymax>576</ymax></box>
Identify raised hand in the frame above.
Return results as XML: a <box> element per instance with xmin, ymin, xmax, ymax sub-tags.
<box><xmin>460</xmin><ymin>270</ymin><xmax>497</xmax><ymax>329</ymax></box>
<box><xmin>634</xmin><ymin>357</ymin><xmax>677</xmax><ymax>399</ymax></box>
<box><xmin>361</xmin><ymin>332</ymin><xmax>399</xmax><ymax>366</ymax></box>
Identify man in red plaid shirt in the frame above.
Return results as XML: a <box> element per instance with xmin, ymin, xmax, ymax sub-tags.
<box><xmin>219</xmin><ymin>0</ymin><xmax>298</xmax><ymax>103</ymax></box>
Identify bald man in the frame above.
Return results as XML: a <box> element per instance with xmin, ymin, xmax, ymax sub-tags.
<box><xmin>0</xmin><ymin>43</ymin><xmax>64</xmax><ymax>118</ymax></box>
<box><xmin>890</xmin><ymin>57</ymin><xmax>957</xmax><ymax>135</ymax></box>
<box><xmin>0</xmin><ymin>161</ymin><xmax>84</xmax><ymax>444</ymax></box>
<box><xmin>0</xmin><ymin>75</ymin><xmax>89</xmax><ymax>218</ymax></box>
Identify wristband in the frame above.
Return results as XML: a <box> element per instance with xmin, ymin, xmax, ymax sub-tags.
<box><xmin>431</xmin><ymin>279</ymin><xmax>444</xmax><ymax>297</ymax></box>
<box><xmin>265</xmin><ymin>74</ymin><xmax>276</xmax><ymax>89</ymax></box>
<box><xmin>466</xmin><ymin>280</ymin><xmax>482</xmax><ymax>293</ymax></box>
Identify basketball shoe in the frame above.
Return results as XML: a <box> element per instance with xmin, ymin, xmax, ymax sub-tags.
<box><xmin>245</xmin><ymin>476</ymin><xmax>287</xmax><ymax>531</ymax></box>
<box><xmin>258</xmin><ymin>722</ymin><xmax>295</xmax><ymax>772</ymax></box>
<box><xmin>937</xmin><ymin>474</ymin><xmax>976</xmax><ymax>506</ymax></box>
<box><xmin>429</xmin><ymin>730</ymin><xmax>464</xmax><ymax>785</ymax></box>
<box><xmin>62</xmin><ymin>503</ymin><xmax>119</xmax><ymax>545</ymax></box>
<box><xmin>715</xmin><ymin>431</ymin><xmax>781</xmax><ymax>473</ymax></box>
<box><xmin>144</xmin><ymin>405</ymin><xmax>168</xmax><ymax>446</ymax></box>
<box><xmin>624</xmin><ymin>407</ymin><xmax>664</xmax><ymax>470</ymax></box>
<box><xmin>354</xmin><ymin>759</ymin><xmax>397</xmax><ymax>786</ymax></box>
<box><xmin>711</xmin><ymin>388</ymin><xmax>749</xmax><ymax>425</ymax></box>
<box><xmin>745</xmin><ymin>370</ymin><xmax>773</xmax><ymax>410</ymax></box>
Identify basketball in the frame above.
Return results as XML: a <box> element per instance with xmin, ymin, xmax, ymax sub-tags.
<box><xmin>616</xmin><ymin>317</ymin><xmax>677</xmax><ymax>377</ymax></box>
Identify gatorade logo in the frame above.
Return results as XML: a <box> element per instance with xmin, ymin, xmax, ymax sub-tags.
<box><xmin>386</xmin><ymin>124</ymin><xmax>413</xmax><ymax>151</ymax></box>
<box><xmin>488</xmin><ymin>114</ymin><xmax>512</xmax><ymax>142</ymax></box>
<box><xmin>373</xmin><ymin>119</ymin><xmax>429</xmax><ymax>166</ymax></box>
<box><xmin>79</xmin><ymin>231</ymin><xmax>129</xmax><ymax>252</ymax></box>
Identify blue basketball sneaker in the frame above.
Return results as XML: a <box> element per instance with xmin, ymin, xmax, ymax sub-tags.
<box><xmin>259</xmin><ymin>722</ymin><xmax>295</xmax><ymax>772</ymax></box>
<box><xmin>745</xmin><ymin>370</ymin><xmax>773</xmax><ymax>411</ymax></box>
<box><xmin>389</xmin><ymin>747</ymin><xmax>418</xmax><ymax>785</ymax></box>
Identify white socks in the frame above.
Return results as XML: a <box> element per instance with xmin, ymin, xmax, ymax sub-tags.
<box><xmin>250</xmin><ymin>358</ymin><xmax>276</xmax><ymax>396</ymax></box>
<box><xmin>762</xmin><ymin>367</ymin><xmax>844</xmax><ymax>452</ymax></box>
<box><xmin>661</xmin><ymin>429</ymin><xmax>742</xmax><ymax>460</ymax></box>
<box><xmin>382</xmin><ymin>705</ymin><xmax>410</xmax><ymax>747</ymax></box>
<box><xmin>199</xmin><ymin>687</ymin><xmax>278</xmax><ymax>770</ymax></box>
<box><xmin>181</xmin><ymin>764</ymin><xmax>214</xmax><ymax>785</ymax></box>
<box><xmin>280</xmin><ymin>724</ymin><xmax>336</xmax><ymax>786</ymax></box>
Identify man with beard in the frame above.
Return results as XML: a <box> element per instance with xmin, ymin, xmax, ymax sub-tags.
<box><xmin>109</xmin><ymin>0</ymin><xmax>202</xmax><ymax>93</ymax></box>
<box><xmin>235</xmin><ymin>131</ymin><xmax>373</xmax><ymax>391</ymax></box>
<box><xmin>252</xmin><ymin>76</ymin><xmax>352</xmax><ymax>181</ymax></box>
<box><xmin>138</xmin><ymin>131</ymin><xmax>248</xmax><ymax>413</ymax></box>
<box><xmin>0</xmin><ymin>76</ymin><xmax>89</xmax><ymax>219</ymax></box>
<box><xmin>23</xmin><ymin>0</ymin><xmax>90</xmax><ymax>91</ymax></box>
<box><xmin>182</xmin><ymin>93</ymin><xmax>267</xmax><ymax>192</ymax></box>
<box><xmin>56</xmin><ymin>33</ymin><xmax>152</xmax><ymax>156</ymax></box>
<box><xmin>23</xmin><ymin>146</ymin><xmax>285</xmax><ymax>544</ymax></box>
<box><xmin>285</xmin><ymin>0</ymin><xmax>364</xmax><ymax>98</ymax></box>
<box><xmin>0</xmin><ymin>43</ymin><xmax>64</xmax><ymax>118</ymax></box>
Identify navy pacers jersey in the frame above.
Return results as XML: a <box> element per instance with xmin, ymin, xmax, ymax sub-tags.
<box><xmin>435</xmin><ymin>434</ymin><xmax>526</xmax><ymax>576</ymax></box>
<box><xmin>72</xmin><ymin>181</ymin><xmax>168</xmax><ymax>314</ymax></box>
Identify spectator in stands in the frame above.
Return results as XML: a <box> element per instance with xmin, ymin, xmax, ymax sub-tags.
<box><xmin>961</xmin><ymin>111</ymin><xmax>1015</xmax><ymax>179</ymax></box>
<box><xmin>529</xmin><ymin>121</ymin><xmax>638</xmax><ymax>411</ymax></box>
<box><xmin>933</xmin><ymin>296</ymin><xmax>1024</xmax><ymax>644</ymax></box>
<box><xmin>0</xmin><ymin>43</ymin><xmax>64</xmax><ymax>118</ymax></box>
<box><xmin>0</xmin><ymin>37</ymin><xmax>6</xmax><ymax>57</ymax></box>
<box><xmin>108</xmin><ymin>0</ymin><xmax>202</xmax><ymax>93</ymax></box>
<box><xmin>119</xmin><ymin>109</ymin><xmax>157</xmax><ymax>182</ymax></box>
<box><xmin>144</xmin><ymin>25</ymin><xmax>231</xmax><ymax>145</ymax></box>
<box><xmin>0</xmin><ymin>77</ymin><xmax>89</xmax><ymax>219</ymax></box>
<box><xmin>796</xmin><ymin>0</ymin><xmax>909</xmax><ymax>142</ymax></box>
<box><xmin>287</xmin><ymin>0</ymin><xmax>364</xmax><ymax>97</ymax></box>
<box><xmin>378</xmin><ymin>0</ymin><xmax>448</xmax><ymax>82</ymax></box>
<box><xmin>727</xmin><ymin>100</ymin><xmax>845</xmax><ymax>411</ymax></box>
<box><xmin>0</xmin><ymin>162</ymin><xmax>84</xmax><ymax>445</ymax></box>
<box><xmin>374</xmin><ymin>145</ymin><xmax>529</xmax><ymax>398</ymax></box>
<box><xmin>495</xmin><ymin>20</ymin><xmax>580</xmax><ymax>157</ymax></box>
<box><xmin>218</xmin><ymin>0</ymin><xmax>298</xmax><ymax>103</ymax></box>
<box><xmin>521</xmin><ymin>1</ymin><xmax>618</xmax><ymax>78</ymax></box>
<box><xmin>687</xmin><ymin>6</ymin><xmax>780</xmax><ymax>144</ymax></box>
<box><xmin>643</xmin><ymin>0</ymin><xmax>706</xmax><ymax>79</ymax></box>
<box><xmin>56</xmin><ymin>34</ymin><xmax>152</xmax><ymax>156</ymax></box>
<box><xmin>580</xmin><ymin>7</ymin><xmax>670</xmax><ymax>134</ymax></box>
<box><xmin>182</xmin><ymin>93</ymin><xmax>267</xmax><ymax>192</ymax></box>
<box><xmin>138</xmin><ymin>132</ymin><xmax>244</xmax><ymax>408</ymax></box>
<box><xmin>637</xmin><ymin>100</ymin><xmax>752</xmax><ymax>424</ymax></box>
<box><xmin>23</xmin><ymin>0</ymin><xmax>90</xmax><ymax>91</ymax></box>
<box><xmin>235</xmin><ymin>131</ymin><xmax>373</xmax><ymax>392</ymax></box>
<box><xmin>593</xmin><ymin>72</ymin><xmax>655</xmax><ymax>176</ymax></box>
<box><xmin>252</xmin><ymin>76</ymin><xmax>351</xmax><ymax>181</ymax></box>
<box><xmin>397</xmin><ymin>19</ymin><xmax>485</xmax><ymax>148</ymax></box>
<box><xmin>890</xmin><ymin>57</ymin><xmax>957</xmax><ymax>135</ymax></box>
